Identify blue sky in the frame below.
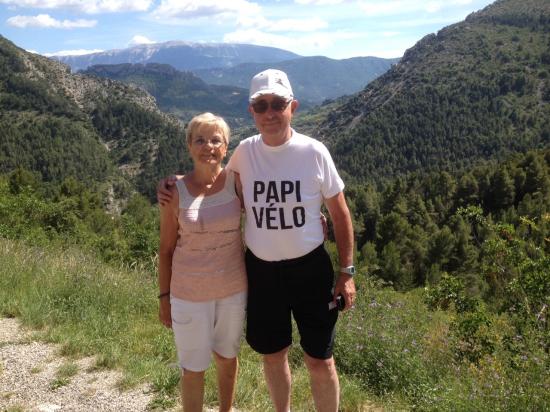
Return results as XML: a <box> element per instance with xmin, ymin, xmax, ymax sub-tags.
<box><xmin>0</xmin><ymin>0</ymin><xmax>495</xmax><ymax>59</ymax></box>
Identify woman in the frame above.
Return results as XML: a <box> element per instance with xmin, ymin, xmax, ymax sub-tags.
<box><xmin>158</xmin><ymin>112</ymin><xmax>247</xmax><ymax>412</ymax></box>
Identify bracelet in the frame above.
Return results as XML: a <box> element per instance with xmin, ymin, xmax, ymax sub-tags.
<box><xmin>158</xmin><ymin>291</ymin><xmax>170</xmax><ymax>299</ymax></box>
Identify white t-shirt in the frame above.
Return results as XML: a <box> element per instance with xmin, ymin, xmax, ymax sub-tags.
<box><xmin>227</xmin><ymin>130</ymin><xmax>344</xmax><ymax>261</ymax></box>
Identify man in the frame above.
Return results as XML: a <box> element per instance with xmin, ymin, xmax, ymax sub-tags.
<box><xmin>160</xmin><ymin>69</ymin><xmax>356</xmax><ymax>412</ymax></box>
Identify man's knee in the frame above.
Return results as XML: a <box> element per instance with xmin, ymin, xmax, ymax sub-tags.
<box><xmin>304</xmin><ymin>354</ymin><xmax>336</xmax><ymax>377</ymax></box>
<box><xmin>263</xmin><ymin>347</ymin><xmax>290</xmax><ymax>366</ymax></box>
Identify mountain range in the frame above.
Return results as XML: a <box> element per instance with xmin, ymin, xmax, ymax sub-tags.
<box><xmin>81</xmin><ymin>55</ymin><xmax>397</xmax><ymax>113</ymax></box>
<box><xmin>194</xmin><ymin>55</ymin><xmax>399</xmax><ymax>106</ymax></box>
<box><xmin>54</xmin><ymin>41</ymin><xmax>301</xmax><ymax>72</ymax></box>
<box><xmin>57</xmin><ymin>41</ymin><xmax>397</xmax><ymax>107</ymax></box>
<box><xmin>2</xmin><ymin>0</ymin><xmax>549</xmax><ymax>200</ymax></box>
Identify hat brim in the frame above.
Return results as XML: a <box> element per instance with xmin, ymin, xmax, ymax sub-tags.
<box><xmin>249</xmin><ymin>90</ymin><xmax>293</xmax><ymax>103</ymax></box>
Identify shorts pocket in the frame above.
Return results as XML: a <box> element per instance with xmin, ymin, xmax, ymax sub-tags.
<box><xmin>171</xmin><ymin>307</ymin><xmax>206</xmax><ymax>351</ymax></box>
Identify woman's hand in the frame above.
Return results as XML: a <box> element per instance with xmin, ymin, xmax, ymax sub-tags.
<box><xmin>234</xmin><ymin>172</ymin><xmax>244</xmax><ymax>209</ymax></box>
<box><xmin>320</xmin><ymin>212</ymin><xmax>328</xmax><ymax>240</ymax></box>
<box><xmin>159</xmin><ymin>297</ymin><xmax>172</xmax><ymax>328</ymax></box>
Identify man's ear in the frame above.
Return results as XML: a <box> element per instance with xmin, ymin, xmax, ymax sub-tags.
<box><xmin>248</xmin><ymin>105</ymin><xmax>254</xmax><ymax>116</ymax></box>
<box><xmin>291</xmin><ymin>99</ymin><xmax>299</xmax><ymax>114</ymax></box>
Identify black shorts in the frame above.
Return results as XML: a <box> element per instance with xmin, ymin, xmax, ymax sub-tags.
<box><xmin>245</xmin><ymin>244</ymin><xmax>338</xmax><ymax>360</ymax></box>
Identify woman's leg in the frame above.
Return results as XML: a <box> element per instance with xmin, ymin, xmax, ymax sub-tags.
<box><xmin>181</xmin><ymin>369</ymin><xmax>205</xmax><ymax>412</ymax></box>
<box><xmin>213</xmin><ymin>352</ymin><xmax>238</xmax><ymax>412</ymax></box>
<box><xmin>212</xmin><ymin>291</ymin><xmax>246</xmax><ymax>411</ymax></box>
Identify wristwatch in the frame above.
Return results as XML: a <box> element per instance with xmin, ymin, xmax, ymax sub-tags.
<box><xmin>340</xmin><ymin>265</ymin><xmax>356</xmax><ymax>276</ymax></box>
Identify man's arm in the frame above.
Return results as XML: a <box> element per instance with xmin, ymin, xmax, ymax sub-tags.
<box><xmin>157</xmin><ymin>175</ymin><xmax>183</xmax><ymax>206</ymax></box>
<box><xmin>324</xmin><ymin>191</ymin><xmax>356</xmax><ymax>310</ymax></box>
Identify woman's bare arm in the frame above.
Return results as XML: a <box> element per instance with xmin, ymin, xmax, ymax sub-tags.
<box><xmin>158</xmin><ymin>185</ymin><xmax>179</xmax><ymax>328</ymax></box>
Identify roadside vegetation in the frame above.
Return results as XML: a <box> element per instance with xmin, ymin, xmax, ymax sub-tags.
<box><xmin>1</xmin><ymin>148</ymin><xmax>548</xmax><ymax>410</ymax></box>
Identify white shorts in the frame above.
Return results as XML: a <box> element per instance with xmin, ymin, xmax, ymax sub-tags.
<box><xmin>170</xmin><ymin>291</ymin><xmax>247</xmax><ymax>372</ymax></box>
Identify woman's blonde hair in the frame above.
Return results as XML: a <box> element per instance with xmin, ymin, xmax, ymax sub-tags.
<box><xmin>185</xmin><ymin>112</ymin><xmax>230</xmax><ymax>146</ymax></box>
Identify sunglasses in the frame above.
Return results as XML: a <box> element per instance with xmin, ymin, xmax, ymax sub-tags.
<box><xmin>251</xmin><ymin>98</ymin><xmax>292</xmax><ymax>114</ymax></box>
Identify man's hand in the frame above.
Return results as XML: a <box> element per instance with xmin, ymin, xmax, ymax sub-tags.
<box><xmin>157</xmin><ymin>175</ymin><xmax>179</xmax><ymax>206</ymax></box>
<box><xmin>324</xmin><ymin>191</ymin><xmax>355</xmax><ymax>311</ymax></box>
<box><xmin>333</xmin><ymin>273</ymin><xmax>356</xmax><ymax>311</ymax></box>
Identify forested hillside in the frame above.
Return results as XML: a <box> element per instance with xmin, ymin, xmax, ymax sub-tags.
<box><xmin>314</xmin><ymin>0</ymin><xmax>550</xmax><ymax>182</ymax></box>
<box><xmin>0</xmin><ymin>36</ymin><xmax>192</xmax><ymax>199</ymax></box>
<box><xmin>81</xmin><ymin>63</ymin><xmax>250</xmax><ymax>125</ymax></box>
<box><xmin>347</xmin><ymin>149</ymin><xmax>549</xmax><ymax>290</ymax></box>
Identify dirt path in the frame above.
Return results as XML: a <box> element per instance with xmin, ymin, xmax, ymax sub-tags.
<box><xmin>0</xmin><ymin>317</ymin><xmax>165</xmax><ymax>412</ymax></box>
<box><xmin>1</xmin><ymin>317</ymin><xmax>382</xmax><ymax>412</ymax></box>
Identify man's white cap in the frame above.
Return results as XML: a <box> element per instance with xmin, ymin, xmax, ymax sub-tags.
<box><xmin>249</xmin><ymin>69</ymin><xmax>294</xmax><ymax>102</ymax></box>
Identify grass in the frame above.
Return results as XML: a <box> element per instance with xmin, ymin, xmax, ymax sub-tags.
<box><xmin>4</xmin><ymin>406</ymin><xmax>25</xmax><ymax>412</ymax></box>
<box><xmin>0</xmin><ymin>238</ymin><xmax>174</xmax><ymax>395</ymax></box>
<box><xmin>0</xmin><ymin>238</ymin><xmax>374</xmax><ymax>411</ymax></box>
<box><xmin>4</xmin><ymin>236</ymin><xmax>546</xmax><ymax>410</ymax></box>
<box><xmin>50</xmin><ymin>361</ymin><xmax>79</xmax><ymax>389</ymax></box>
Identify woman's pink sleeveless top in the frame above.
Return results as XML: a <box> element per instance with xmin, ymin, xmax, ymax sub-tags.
<box><xmin>170</xmin><ymin>170</ymin><xmax>247</xmax><ymax>301</ymax></box>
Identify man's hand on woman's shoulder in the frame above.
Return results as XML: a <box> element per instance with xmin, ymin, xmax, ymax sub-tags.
<box><xmin>157</xmin><ymin>175</ymin><xmax>182</xmax><ymax>206</ymax></box>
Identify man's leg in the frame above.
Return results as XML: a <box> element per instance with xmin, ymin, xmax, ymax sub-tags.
<box><xmin>213</xmin><ymin>352</ymin><xmax>238</xmax><ymax>412</ymax></box>
<box><xmin>181</xmin><ymin>369</ymin><xmax>205</xmax><ymax>412</ymax></box>
<box><xmin>263</xmin><ymin>346</ymin><xmax>291</xmax><ymax>412</ymax></box>
<box><xmin>303</xmin><ymin>353</ymin><xmax>339</xmax><ymax>412</ymax></box>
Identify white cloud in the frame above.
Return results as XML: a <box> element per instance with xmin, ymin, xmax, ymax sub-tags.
<box><xmin>269</xmin><ymin>17</ymin><xmax>328</xmax><ymax>31</ymax></box>
<box><xmin>426</xmin><ymin>2</ymin><xmax>442</xmax><ymax>13</ymax></box>
<box><xmin>0</xmin><ymin>0</ymin><xmax>153</xmax><ymax>14</ymax></box>
<box><xmin>129</xmin><ymin>35</ymin><xmax>156</xmax><ymax>46</ymax></box>
<box><xmin>224</xmin><ymin>29</ymin><xmax>293</xmax><ymax>49</ymax></box>
<box><xmin>43</xmin><ymin>48</ymin><xmax>103</xmax><ymax>56</ymax></box>
<box><xmin>386</xmin><ymin>15</ymin><xmax>466</xmax><ymax>28</ymax></box>
<box><xmin>224</xmin><ymin>28</ymin><xmax>361</xmax><ymax>55</ymax></box>
<box><xmin>294</xmin><ymin>0</ymin><xmax>346</xmax><ymax>4</ymax></box>
<box><xmin>238</xmin><ymin>15</ymin><xmax>328</xmax><ymax>32</ymax></box>
<box><xmin>7</xmin><ymin>14</ymin><xmax>97</xmax><ymax>29</ymax></box>
<box><xmin>358</xmin><ymin>0</ymin><xmax>474</xmax><ymax>16</ymax></box>
<box><xmin>151</xmin><ymin>0</ymin><xmax>260</xmax><ymax>21</ymax></box>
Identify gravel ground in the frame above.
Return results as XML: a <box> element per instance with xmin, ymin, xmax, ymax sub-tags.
<box><xmin>0</xmin><ymin>317</ymin><xmax>380</xmax><ymax>412</ymax></box>
<box><xmin>0</xmin><ymin>317</ymin><xmax>170</xmax><ymax>412</ymax></box>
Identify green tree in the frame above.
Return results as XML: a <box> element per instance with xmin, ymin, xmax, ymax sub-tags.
<box><xmin>489</xmin><ymin>168</ymin><xmax>516</xmax><ymax>210</ymax></box>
